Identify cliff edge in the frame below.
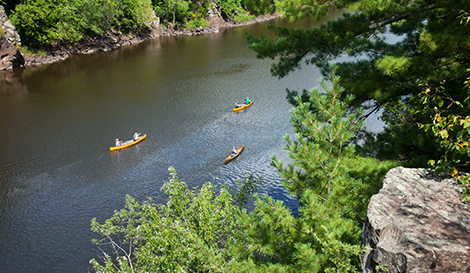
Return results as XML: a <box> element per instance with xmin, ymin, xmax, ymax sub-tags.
<box><xmin>361</xmin><ymin>167</ymin><xmax>470</xmax><ymax>273</ymax></box>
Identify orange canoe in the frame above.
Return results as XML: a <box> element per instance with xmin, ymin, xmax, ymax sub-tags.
<box><xmin>110</xmin><ymin>134</ymin><xmax>147</xmax><ymax>151</ymax></box>
<box><xmin>225</xmin><ymin>145</ymin><xmax>244</xmax><ymax>164</ymax></box>
<box><xmin>233</xmin><ymin>100</ymin><xmax>253</xmax><ymax>112</ymax></box>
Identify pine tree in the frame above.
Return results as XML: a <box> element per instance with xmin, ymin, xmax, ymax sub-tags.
<box><xmin>229</xmin><ymin>71</ymin><xmax>389</xmax><ymax>273</ymax></box>
<box><xmin>247</xmin><ymin>0</ymin><xmax>470</xmax><ymax>163</ymax></box>
<box><xmin>272</xmin><ymin>68</ymin><xmax>363</xmax><ymax>200</ymax></box>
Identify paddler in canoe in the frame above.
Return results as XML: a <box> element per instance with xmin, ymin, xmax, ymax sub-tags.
<box><xmin>233</xmin><ymin>98</ymin><xmax>253</xmax><ymax>112</ymax></box>
<box><xmin>225</xmin><ymin>145</ymin><xmax>244</xmax><ymax>164</ymax></box>
<box><xmin>110</xmin><ymin>133</ymin><xmax>147</xmax><ymax>151</ymax></box>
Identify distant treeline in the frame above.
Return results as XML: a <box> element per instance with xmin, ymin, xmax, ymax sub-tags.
<box><xmin>0</xmin><ymin>0</ymin><xmax>276</xmax><ymax>49</ymax></box>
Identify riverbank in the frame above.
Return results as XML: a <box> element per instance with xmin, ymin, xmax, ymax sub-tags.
<box><xmin>20</xmin><ymin>13</ymin><xmax>280</xmax><ymax>69</ymax></box>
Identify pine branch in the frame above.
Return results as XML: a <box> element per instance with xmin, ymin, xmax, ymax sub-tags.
<box><xmin>370</xmin><ymin>3</ymin><xmax>437</xmax><ymax>30</ymax></box>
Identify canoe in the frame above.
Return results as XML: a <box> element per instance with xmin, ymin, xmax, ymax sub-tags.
<box><xmin>233</xmin><ymin>100</ymin><xmax>253</xmax><ymax>112</ymax></box>
<box><xmin>224</xmin><ymin>145</ymin><xmax>244</xmax><ymax>164</ymax></box>
<box><xmin>110</xmin><ymin>134</ymin><xmax>147</xmax><ymax>151</ymax></box>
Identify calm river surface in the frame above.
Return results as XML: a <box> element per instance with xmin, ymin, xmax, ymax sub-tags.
<box><xmin>0</xmin><ymin>13</ymin><xmax>381</xmax><ymax>272</ymax></box>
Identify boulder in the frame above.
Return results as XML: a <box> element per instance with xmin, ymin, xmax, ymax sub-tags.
<box><xmin>361</xmin><ymin>167</ymin><xmax>470</xmax><ymax>273</ymax></box>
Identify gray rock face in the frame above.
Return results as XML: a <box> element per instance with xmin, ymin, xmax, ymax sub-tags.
<box><xmin>0</xmin><ymin>36</ymin><xmax>24</xmax><ymax>70</ymax></box>
<box><xmin>0</xmin><ymin>5</ymin><xmax>21</xmax><ymax>45</ymax></box>
<box><xmin>361</xmin><ymin>167</ymin><xmax>470</xmax><ymax>273</ymax></box>
<box><xmin>0</xmin><ymin>5</ymin><xmax>23</xmax><ymax>70</ymax></box>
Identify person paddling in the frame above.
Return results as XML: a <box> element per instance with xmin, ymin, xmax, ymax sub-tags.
<box><xmin>245</xmin><ymin>97</ymin><xmax>250</xmax><ymax>104</ymax></box>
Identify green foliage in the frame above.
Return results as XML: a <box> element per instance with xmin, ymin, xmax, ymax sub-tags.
<box><xmin>229</xmin><ymin>75</ymin><xmax>397</xmax><ymax>272</ymax></box>
<box><xmin>115</xmin><ymin>0</ymin><xmax>153</xmax><ymax>32</ymax></box>
<box><xmin>152</xmin><ymin>0</ymin><xmax>213</xmax><ymax>26</ymax></box>
<box><xmin>411</xmin><ymin>10</ymin><xmax>470</xmax><ymax>200</ymax></box>
<box><xmin>234</xmin><ymin>12</ymin><xmax>254</xmax><ymax>22</ymax></box>
<box><xmin>218</xmin><ymin>0</ymin><xmax>245</xmax><ymax>20</ymax></box>
<box><xmin>243</xmin><ymin>0</ymin><xmax>275</xmax><ymax>16</ymax></box>
<box><xmin>185</xmin><ymin>18</ymin><xmax>209</xmax><ymax>30</ymax></box>
<box><xmin>418</xmin><ymin>76</ymin><xmax>470</xmax><ymax>186</ymax></box>
<box><xmin>272</xmin><ymin>68</ymin><xmax>364</xmax><ymax>199</ymax></box>
<box><xmin>340</xmin><ymin>156</ymin><xmax>400</xmax><ymax>226</ymax></box>
<box><xmin>11</xmin><ymin>0</ymin><xmax>62</xmax><ymax>47</ymax></box>
<box><xmin>358</xmin><ymin>94</ymin><xmax>441</xmax><ymax>166</ymax></box>
<box><xmin>375</xmin><ymin>56</ymin><xmax>411</xmax><ymax>76</ymax></box>
<box><xmin>10</xmin><ymin>0</ymin><xmax>152</xmax><ymax>48</ymax></box>
<box><xmin>164</xmin><ymin>0</ymin><xmax>190</xmax><ymax>25</ymax></box>
<box><xmin>232</xmin><ymin>191</ymin><xmax>363</xmax><ymax>272</ymax></box>
<box><xmin>8</xmin><ymin>0</ymin><xmax>274</xmax><ymax>48</ymax></box>
<box><xmin>91</xmin><ymin>166</ymin><xmax>242</xmax><ymax>272</ymax></box>
<box><xmin>274</xmin><ymin>0</ymin><xmax>345</xmax><ymax>21</ymax></box>
<box><xmin>247</xmin><ymin>0</ymin><xmax>470</xmax><ymax>164</ymax></box>
<box><xmin>233</xmin><ymin>173</ymin><xmax>264</xmax><ymax>208</ymax></box>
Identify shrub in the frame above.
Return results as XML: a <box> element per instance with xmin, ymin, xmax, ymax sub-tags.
<box><xmin>185</xmin><ymin>18</ymin><xmax>209</xmax><ymax>29</ymax></box>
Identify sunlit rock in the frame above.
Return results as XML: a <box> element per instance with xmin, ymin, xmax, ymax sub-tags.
<box><xmin>0</xmin><ymin>5</ymin><xmax>20</xmax><ymax>45</ymax></box>
<box><xmin>361</xmin><ymin>167</ymin><xmax>470</xmax><ymax>273</ymax></box>
<box><xmin>0</xmin><ymin>5</ymin><xmax>24</xmax><ymax>70</ymax></box>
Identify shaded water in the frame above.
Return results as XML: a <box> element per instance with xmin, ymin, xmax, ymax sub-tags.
<box><xmin>0</xmin><ymin>12</ymin><xmax>382</xmax><ymax>272</ymax></box>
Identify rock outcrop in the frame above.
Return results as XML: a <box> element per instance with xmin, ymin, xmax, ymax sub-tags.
<box><xmin>0</xmin><ymin>36</ymin><xmax>24</xmax><ymax>70</ymax></box>
<box><xmin>0</xmin><ymin>5</ymin><xmax>20</xmax><ymax>45</ymax></box>
<box><xmin>361</xmin><ymin>167</ymin><xmax>470</xmax><ymax>273</ymax></box>
<box><xmin>0</xmin><ymin>5</ymin><xmax>24</xmax><ymax>70</ymax></box>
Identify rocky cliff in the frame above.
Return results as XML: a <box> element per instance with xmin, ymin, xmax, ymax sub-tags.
<box><xmin>0</xmin><ymin>5</ymin><xmax>23</xmax><ymax>70</ymax></box>
<box><xmin>361</xmin><ymin>167</ymin><xmax>470</xmax><ymax>273</ymax></box>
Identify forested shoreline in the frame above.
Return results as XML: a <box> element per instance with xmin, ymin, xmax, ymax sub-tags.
<box><xmin>2</xmin><ymin>0</ymin><xmax>469</xmax><ymax>272</ymax></box>
<box><xmin>0</xmin><ymin>0</ymin><xmax>284</xmax><ymax>68</ymax></box>
<box><xmin>1</xmin><ymin>0</ymin><xmax>279</xmax><ymax>51</ymax></box>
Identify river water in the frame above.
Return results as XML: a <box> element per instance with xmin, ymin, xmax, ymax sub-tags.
<box><xmin>0</xmin><ymin>13</ymin><xmax>382</xmax><ymax>272</ymax></box>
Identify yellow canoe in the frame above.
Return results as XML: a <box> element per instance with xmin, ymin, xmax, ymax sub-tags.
<box><xmin>233</xmin><ymin>100</ymin><xmax>253</xmax><ymax>112</ymax></box>
<box><xmin>225</xmin><ymin>145</ymin><xmax>244</xmax><ymax>164</ymax></box>
<box><xmin>110</xmin><ymin>134</ymin><xmax>147</xmax><ymax>151</ymax></box>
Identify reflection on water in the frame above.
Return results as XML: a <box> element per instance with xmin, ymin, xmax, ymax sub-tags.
<box><xmin>0</xmin><ymin>69</ymin><xmax>28</xmax><ymax>97</ymax></box>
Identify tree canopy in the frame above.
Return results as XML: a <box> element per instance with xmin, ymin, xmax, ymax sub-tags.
<box><xmin>10</xmin><ymin>0</ymin><xmax>153</xmax><ymax>48</ymax></box>
<box><xmin>6</xmin><ymin>0</ymin><xmax>279</xmax><ymax>49</ymax></box>
<box><xmin>247</xmin><ymin>0</ymin><xmax>470</xmax><ymax>165</ymax></box>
